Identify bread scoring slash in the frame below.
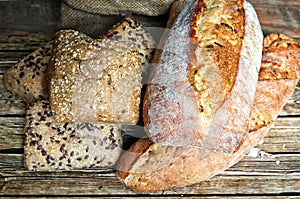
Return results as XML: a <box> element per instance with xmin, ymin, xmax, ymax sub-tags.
<box><xmin>143</xmin><ymin>0</ymin><xmax>263</xmax><ymax>153</ymax></box>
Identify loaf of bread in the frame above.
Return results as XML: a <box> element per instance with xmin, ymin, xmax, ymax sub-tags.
<box><xmin>49</xmin><ymin>29</ymin><xmax>142</xmax><ymax>124</ymax></box>
<box><xmin>143</xmin><ymin>0</ymin><xmax>263</xmax><ymax>153</ymax></box>
<box><xmin>24</xmin><ymin>100</ymin><xmax>122</xmax><ymax>170</ymax></box>
<box><xmin>116</xmin><ymin>33</ymin><xmax>300</xmax><ymax>193</ymax></box>
<box><xmin>3</xmin><ymin>41</ymin><xmax>53</xmax><ymax>104</ymax></box>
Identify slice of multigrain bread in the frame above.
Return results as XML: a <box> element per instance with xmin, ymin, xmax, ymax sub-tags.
<box><xmin>24</xmin><ymin>100</ymin><xmax>122</xmax><ymax>171</ymax></box>
<box><xmin>49</xmin><ymin>30</ymin><xmax>142</xmax><ymax>124</ymax></box>
<box><xmin>102</xmin><ymin>17</ymin><xmax>155</xmax><ymax>67</ymax></box>
<box><xmin>3</xmin><ymin>41</ymin><xmax>53</xmax><ymax>104</ymax></box>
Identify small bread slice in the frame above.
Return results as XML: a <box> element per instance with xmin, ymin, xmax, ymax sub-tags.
<box><xmin>3</xmin><ymin>41</ymin><xmax>53</xmax><ymax>104</ymax></box>
<box><xmin>49</xmin><ymin>30</ymin><xmax>142</xmax><ymax>124</ymax></box>
<box><xmin>24</xmin><ymin>100</ymin><xmax>122</xmax><ymax>171</ymax></box>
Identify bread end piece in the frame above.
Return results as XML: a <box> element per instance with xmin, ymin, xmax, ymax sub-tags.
<box><xmin>24</xmin><ymin>100</ymin><xmax>123</xmax><ymax>171</ymax></box>
<box><xmin>3</xmin><ymin>41</ymin><xmax>53</xmax><ymax>104</ymax></box>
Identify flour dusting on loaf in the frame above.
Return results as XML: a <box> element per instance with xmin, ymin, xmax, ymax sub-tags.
<box><xmin>144</xmin><ymin>0</ymin><xmax>263</xmax><ymax>153</ymax></box>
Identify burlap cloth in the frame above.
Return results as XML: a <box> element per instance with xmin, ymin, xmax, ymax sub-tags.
<box><xmin>61</xmin><ymin>0</ymin><xmax>176</xmax><ymax>38</ymax></box>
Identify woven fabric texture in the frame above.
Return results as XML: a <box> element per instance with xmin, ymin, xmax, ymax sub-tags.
<box><xmin>63</xmin><ymin>0</ymin><xmax>175</xmax><ymax>16</ymax></box>
<box><xmin>61</xmin><ymin>1</ymin><xmax>172</xmax><ymax>38</ymax></box>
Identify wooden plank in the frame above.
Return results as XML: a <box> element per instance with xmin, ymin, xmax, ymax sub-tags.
<box><xmin>2</xmin><ymin>197</ymin><xmax>300</xmax><ymax>199</ymax></box>
<box><xmin>247</xmin><ymin>0</ymin><xmax>300</xmax><ymax>38</ymax></box>
<box><xmin>0</xmin><ymin>34</ymin><xmax>51</xmax><ymax>51</ymax></box>
<box><xmin>0</xmin><ymin>0</ymin><xmax>60</xmax><ymax>36</ymax></box>
<box><xmin>281</xmin><ymin>87</ymin><xmax>300</xmax><ymax>116</ymax></box>
<box><xmin>0</xmin><ymin>173</ymin><xmax>299</xmax><ymax>195</ymax></box>
<box><xmin>258</xmin><ymin>128</ymin><xmax>300</xmax><ymax>153</ymax></box>
<box><xmin>0</xmin><ymin>117</ymin><xmax>25</xmax><ymax>150</ymax></box>
<box><xmin>1</xmin><ymin>154</ymin><xmax>299</xmax><ymax>177</ymax></box>
<box><xmin>166</xmin><ymin>175</ymin><xmax>300</xmax><ymax>195</ymax></box>
<box><xmin>0</xmin><ymin>76</ymin><xmax>26</xmax><ymax>116</ymax></box>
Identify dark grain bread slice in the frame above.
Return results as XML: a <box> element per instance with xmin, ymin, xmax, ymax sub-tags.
<box><xmin>49</xmin><ymin>30</ymin><xmax>142</xmax><ymax>124</ymax></box>
<box><xmin>143</xmin><ymin>0</ymin><xmax>263</xmax><ymax>153</ymax></box>
<box><xmin>3</xmin><ymin>41</ymin><xmax>53</xmax><ymax>104</ymax></box>
<box><xmin>116</xmin><ymin>33</ymin><xmax>300</xmax><ymax>193</ymax></box>
<box><xmin>24</xmin><ymin>100</ymin><xmax>122</xmax><ymax>171</ymax></box>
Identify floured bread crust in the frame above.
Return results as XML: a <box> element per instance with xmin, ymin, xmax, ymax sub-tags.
<box><xmin>143</xmin><ymin>0</ymin><xmax>263</xmax><ymax>153</ymax></box>
<box><xmin>24</xmin><ymin>100</ymin><xmax>122</xmax><ymax>170</ymax></box>
<box><xmin>116</xmin><ymin>33</ymin><xmax>300</xmax><ymax>193</ymax></box>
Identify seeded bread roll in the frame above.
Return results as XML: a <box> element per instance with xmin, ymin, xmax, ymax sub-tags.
<box><xmin>143</xmin><ymin>0</ymin><xmax>263</xmax><ymax>153</ymax></box>
<box><xmin>102</xmin><ymin>17</ymin><xmax>155</xmax><ymax>68</ymax></box>
<box><xmin>24</xmin><ymin>100</ymin><xmax>122</xmax><ymax>170</ymax></box>
<box><xmin>49</xmin><ymin>30</ymin><xmax>142</xmax><ymax>124</ymax></box>
<box><xmin>116</xmin><ymin>33</ymin><xmax>300</xmax><ymax>193</ymax></box>
<box><xmin>3</xmin><ymin>42</ymin><xmax>53</xmax><ymax>104</ymax></box>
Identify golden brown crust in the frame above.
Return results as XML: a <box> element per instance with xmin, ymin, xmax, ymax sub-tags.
<box><xmin>250</xmin><ymin>33</ymin><xmax>300</xmax><ymax>131</ymax></box>
<box><xmin>116</xmin><ymin>138</ymin><xmax>154</xmax><ymax>182</ymax></box>
<box><xmin>190</xmin><ymin>0</ymin><xmax>245</xmax><ymax>97</ymax></box>
<box><xmin>117</xmin><ymin>32</ymin><xmax>300</xmax><ymax>193</ymax></box>
<box><xmin>259</xmin><ymin>34</ymin><xmax>300</xmax><ymax>81</ymax></box>
<box><xmin>143</xmin><ymin>0</ymin><xmax>263</xmax><ymax>153</ymax></box>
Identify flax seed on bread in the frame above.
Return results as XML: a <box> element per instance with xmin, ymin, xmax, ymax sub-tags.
<box><xmin>24</xmin><ymin>100</ymin><xmax>122</xmax><ymax>170</ymax></box>
<box><xmin>49</xmin><ymin>30</ymin><xmax>142</xmax><ymax>124</ymax></box>
<box><xmin>3</xmin><ymin>42</ymin><xmax>53</xmax><ymax>104</ymax></box>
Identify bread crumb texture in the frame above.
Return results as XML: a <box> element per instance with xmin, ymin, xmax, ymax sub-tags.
<box><xmin>24</xmin><ymin>100</ymin><xmax>122</xmax><ymax>171</ymax></box>
<box><xmin>3</xmin><ymin>41</ymin><xmax>53</xmax><ymax>104</ymax></box>
<box><xmin>49</xmin><ymin>30</ymin><xmax>142</xmax><ymax>124</ymax></box>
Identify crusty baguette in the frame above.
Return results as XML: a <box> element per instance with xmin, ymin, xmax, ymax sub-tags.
<box><xmin>143</xmin><ymin>0</ymin><xmax>263</xmax><ymax>153</ymax></box>
<box><xmin>116</xmin><ymin>33</ymin><xmax>300</xmax><ymax>193</ymax></box>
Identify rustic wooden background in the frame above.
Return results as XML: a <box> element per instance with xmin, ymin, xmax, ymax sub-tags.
<box><xmin>0</xmin><ymin>0</ymin><xmax>300</xmax><ymax>198</ymax></box>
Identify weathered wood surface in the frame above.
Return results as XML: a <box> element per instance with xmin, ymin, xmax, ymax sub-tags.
<box><xmin>0</xmin><ymin>0</ymin><xmax>300</xmax><ymax>197</ymax></box>
<box><xmin>0</xmin><ymin>0</ymin><xmax>61</xmax><ymax>36</ymax></box>
<box><xmin>249</xmin><ymin>0</ymin><xmax>300</xmax><ymax>38</ymax></box>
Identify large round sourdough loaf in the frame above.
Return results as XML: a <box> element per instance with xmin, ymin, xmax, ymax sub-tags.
<box><xmin>143</xmin><ymin>0</ymin><xmax>263</xmax><ymax>153</ymax></box>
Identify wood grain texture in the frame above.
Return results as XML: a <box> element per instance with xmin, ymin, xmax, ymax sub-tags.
<box><xmin>0</xmin><ymin>0</ymin><xmax>300</xmax><ymax>197</ymax></box>
<box><xmin>0</xmin><ymin>0</ymin><xmax>61</xmax><ymax>35</ymax></box>
<box><xmin>0</xmin><ymin>76</ymin><xmax>26</xmax><ymax>116</ymax></box>
<box><xmin>0</xmin><ymin>174</ymin><xmax>299</xmax><ymax>195</ymax></box>
<box><xmin>1</xmin><ymin>154</ymin><xmax>299</xmax><ymax>177</ymax></box>
<box><xmin>249</xmin><ymin>0</ymin><xmax>300</xmax><ymax>38</ymax></box>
